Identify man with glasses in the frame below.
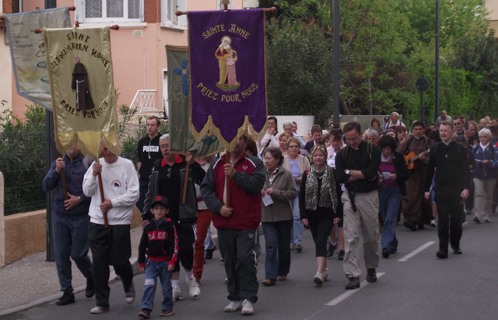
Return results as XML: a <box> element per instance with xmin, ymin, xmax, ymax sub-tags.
<box><xmin>142</xmin><ymin>134</ymin><xmax>205</xmax><ymax>301</ymax></box>
<box><xmin>424</xmin><ymin>121</ymin><xmax>470</xmax><ymax>259</ymax></box>
<box><xmin>453</xmin><ymin>116</ymin><xmax>465</xmax><ymax>136</ymax></box>
<box><xmin>336</xmin><ymin>122</ymin><xmax>381</xmax><ymax>290</ymax></box>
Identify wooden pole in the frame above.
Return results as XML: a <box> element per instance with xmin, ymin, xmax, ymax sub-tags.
<box><xmin>182</xmin><ymin>153</ymin><xmax>194</xmax><ymax>204</ymax></box>
<box><xmin>59</xmin><ymin>153</ymin><xmax>69</xmax><ymax>201</ymax></box>
<box><xmin>95</xmin><ymin>158</ymin><xmax>109</xmax><ymax>228</ymax></box>
<box><xmin>34</xmin><ymin>25</ymin><xmax>119</xmax><ymax>34</ymax></box>
<box><xmin>175</xmin><ymin>7</ymin><xmax>276</xmax><ymax>16</ymax></box>
<box><xmin>226</xmin><ymin>150</ymin><xmax>231</xmax><ymax>208</ymax></box>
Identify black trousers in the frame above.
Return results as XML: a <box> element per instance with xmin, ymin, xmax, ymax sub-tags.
<box><xmin>308</xmin><ymin>219</ymin><xmax>335</xmax><ymax>257</ymax></box>
<box><xmin>88</xmin><ymin>223</ymin><xmax>133</xmax><ymax>307</ymax></box>
<box><xmin>173</xmin><ymin>222</ymin><xmax>195</xmax><ymax>273</ymax></box>
<box><xmin>434</xmin><ymin>188</ymin><xmax>463</xmax><ymax>252</ymax></box>
<box><xmin>218</xmin><ymin>228</ymin><xmax>258</xmax><ymax>303</ymax></box>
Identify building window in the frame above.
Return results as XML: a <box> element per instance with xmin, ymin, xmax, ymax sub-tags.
<box><xmin>82</xmin><ymin>0</ymin><xmax>142</xmax><ymax>23</ymax></box>
<box><xmin>161</xmin><ymin>0</ymin><xmax>187</xmax><ymax>26</ymax></box>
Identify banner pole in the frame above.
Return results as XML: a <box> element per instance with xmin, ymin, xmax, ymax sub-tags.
<box><xmin>59</xmin><ymin>153</ymin><xmax>69</xmax><ymax>201</ymax></box>
<box><xmin>95</xmin><ymin>158</ymin><xmax>109</xmax><ymax>228</ymax></box>
<box><xmin>226</xmin><ymin>150</ymin><xmax>231</xmax><ymax>208</ymax></box>
<box><xmin>182</xmin><ymin>152</ymin><xmax>195</xmax><ymax>204</ymax></box>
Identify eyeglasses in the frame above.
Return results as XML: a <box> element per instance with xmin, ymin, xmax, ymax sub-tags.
<box><xmin>345</xmin><ymin>136</ymin><xmax>360</xmax><ymax>142</ymax></box>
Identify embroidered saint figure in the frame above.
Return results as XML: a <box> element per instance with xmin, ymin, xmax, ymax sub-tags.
<box><xmin>226</xmin><ymin>50</ymin><xmax>238</xmax><ymax>86</ymax></box>
<box><xmin>215</xmin><ymin>36</ymin><xmax>232</xmax><ymax>86</ymax></box>
<box><xmin>71</xmin><ymin>55</ymin><xmax>94</xmax><ymax>111</ymax></box>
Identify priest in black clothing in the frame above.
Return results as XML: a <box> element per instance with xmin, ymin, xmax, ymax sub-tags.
<box><xmin>424</xmin><ymin>121</ymin><xmax>470</xmax><ymax>259</ymax></box>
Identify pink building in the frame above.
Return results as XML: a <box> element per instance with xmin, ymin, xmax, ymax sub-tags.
<box><xmin>1</xmin><ymin>0</ymin><xmax>258</xmax><ymax>118</ymax></box>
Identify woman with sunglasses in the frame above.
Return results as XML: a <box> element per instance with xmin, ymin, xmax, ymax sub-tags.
<box><xmin>299</xmin><ymin>145</ymin><xmax>341</xmax><ymax>285</ymax></box>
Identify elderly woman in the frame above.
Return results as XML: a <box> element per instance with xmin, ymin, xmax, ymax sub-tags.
<box><xmin>472</xmin><ymin>128</ymin><xmax>498</xmax><ymax>223</ymax></box>
<box><xmin>261</xmin><ymin>147</ymin><xmax>297</xmax><ymax>286</ymax></box>
<box><xmin>299</xmin><ymin>145</ymin><xmax>340</xmax><ymax>285</ymax></box>
<box><xmin>278</xmin><ymin>132</ymin><xmax>291</xmax><ymax>157</ymax></box>
<box><xmin>377</xmin><ymin>136</ymin><xmax>409</xmax><ymax>257</ymax></box>
<box><xmin>283</xmin><ymin>137</ymin><xmax>310</xmax><ymax>253</ymax></box>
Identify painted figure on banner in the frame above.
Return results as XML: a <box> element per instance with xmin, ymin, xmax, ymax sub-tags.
<box><xmin>227</xmin><ymin>50</ymin><xmax>238</xmax><ymax>86</ymax></box>
<box><xmin>72</xmin><ymin>55</ymin><xmax>94</xmax><ymax>111</ymax></box>
<box><xmin>215</xmin><ymin>36</ymin><xmax>232</xmax><ymax>87</ymax></box>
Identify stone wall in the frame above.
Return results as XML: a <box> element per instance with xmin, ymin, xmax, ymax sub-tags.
<box><xmin>0</xmin><ymin>198</ymin><xmax>143</xmax><ymax>267</ymax></box>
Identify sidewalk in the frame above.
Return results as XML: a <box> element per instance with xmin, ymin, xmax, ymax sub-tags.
<box><xmin>0</xmin><ymin>225</ymin><xmax>218</xmax><ymax>317</ymax></box>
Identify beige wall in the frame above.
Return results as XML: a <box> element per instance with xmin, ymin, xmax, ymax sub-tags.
<box><xmin>0</xmin><ymin>29</ymin><xmax>12</xmax><ymax>114</ymax></box>
<box><xmin>486</xmin><ymin>0</ymin><xmax>498</xmax><ymax>35</ymax></box>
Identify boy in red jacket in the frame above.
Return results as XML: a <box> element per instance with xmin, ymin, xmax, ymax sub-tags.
<box><xmin>138</xmin><ymin>196</ymin><xmax>178</xmax><ymax>318</ymax></box>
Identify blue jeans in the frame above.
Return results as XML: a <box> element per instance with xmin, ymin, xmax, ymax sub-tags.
<box><xmin>52</xmin><ymin>213</ymin><xmax>93</xmax><ymax>292</ymax></box>
<box><xmin>290</xmin><ymin>196</ymin><xmax>303</xmax><ymax>245</ymax></box>
<box><xmin>204</xmin><ymin>225</ymin><xmax>216</xmax><ymax>253</ymax></box>
<box><xmin>141</xmin><ymin>260</ymin><xmax>173</xmax><ymax>311</ymax></box>
<box><xmin>378</xmin><ymin>187</ymin><xmax>401</xmax><ymax>251</ymax></box>
<box><xmin>262</xmin><ymin>220</ymin><xmax>293</xmax><ymax>280</ymax></box>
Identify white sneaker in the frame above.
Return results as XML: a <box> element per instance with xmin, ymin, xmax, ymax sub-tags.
<box><xmin>172</xmin><ymin>285</ymin><xmax>183</xmax><ymax>301</ymax></box>
<box><xmin>187</xmin><ymin>277</ymin><xmax>201</xmax><ymax>297</ymax></box>
<box><xmin>241</xmin><ymin>299</ymin><xmax>254</xmax><ymax>315</ymax></box>
<box><xmin>430</xmin><ymin>219</ymin><xmax>437</xmax><ymax>227</ymax></box>
<box><xmin>322</xmin><ymin>270</ymin><xmax>329</xmax><ymax>281</ymax></box>
<box><xmin>313</xmin><ymin>272</ymin><xmax>324</xmax><ymax>285</ymax></box>
<box><xmin>224</xmin><ymin>300</ymin><xmax>243</xmax><ymax>312</ymax></box>
<box><xmin>90</xmin><ymin>306</ymin><xmax>109</xmax><ymax>314</ymax></box>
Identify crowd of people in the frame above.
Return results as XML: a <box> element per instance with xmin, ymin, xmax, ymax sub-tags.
<box><xmin>42</xmin><ymin>112</ymin><xmax>498</xmax><ymax>317</ymax></box>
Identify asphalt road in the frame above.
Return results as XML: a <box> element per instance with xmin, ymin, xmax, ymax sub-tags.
<box><xmin>3</xmin><ymin>219</ymin><xmax>497</xmax><ymax>320</ymax></box>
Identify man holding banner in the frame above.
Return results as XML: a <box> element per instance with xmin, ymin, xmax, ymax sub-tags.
<box><xmin>201</xmin><ymin>136</ymin><xmax>265</xmax><ymax>315</ymax></box>
<box><xmin>42</xmin><ymin>24</ymin><xmax>125</xmax><ymax>314</ymax></box>
<box><xmin>83</xmin><ymin>147</ymin><xmax>139</xmax><ymax>314</ymax></box>
<box><xmin>142</xmin><ymin>134</ymin><xmax>205</xmax><ymax>301</ymax></box>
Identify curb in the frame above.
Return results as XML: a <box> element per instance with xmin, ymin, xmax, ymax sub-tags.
<box><xmin>0</xmin><ymin>258</ymin><xmax>142</xmax><ymax>317</ymax></box>
<box><xmin>0</xmin><ymin>233</ymin><xmax>218</xmax><ymax>317</ymax></box>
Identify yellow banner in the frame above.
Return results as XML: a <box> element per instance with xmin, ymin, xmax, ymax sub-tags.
<box><xmin>43</xmin><ymin>27</ymin><xmax>119</xmax><ymax>159</ymax></box>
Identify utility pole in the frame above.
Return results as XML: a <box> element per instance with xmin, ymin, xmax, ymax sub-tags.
<box><xmin>435</xmin><ymin>0</ymin><xmax>440</xmax><ymax>123</ymax></box>
<box><xmin>332</xmin><ymin>0</ymin><xmax>340</xmax><ymax>124</ymax></box>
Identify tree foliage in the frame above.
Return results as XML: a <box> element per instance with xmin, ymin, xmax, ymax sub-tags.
<box><xmin>264</xmin><ymin>0</ymin><xmax>498</xmax><ymax>124</ymax></box>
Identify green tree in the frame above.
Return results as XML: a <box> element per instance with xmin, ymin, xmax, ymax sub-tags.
<box><xmin>449</xmin><ymin>28</ymin><xmax>498</xmax><ymax>118</ymax></box>
<box><xmin>266</xmin><ymin>20</ymin><xmax>335</xmax><ymax>125</ymax></box>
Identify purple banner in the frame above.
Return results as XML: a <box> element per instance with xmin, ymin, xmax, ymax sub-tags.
<box><xmin>188</xmin><ymin>9</ymin><xmax>267</xmax><ymax>149</ymax></box>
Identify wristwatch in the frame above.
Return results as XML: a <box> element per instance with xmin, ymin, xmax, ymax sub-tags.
<box><xmin>346</xmin><ymin>169</ymin><xmax>350</xmax><ymax>175</ymax></box>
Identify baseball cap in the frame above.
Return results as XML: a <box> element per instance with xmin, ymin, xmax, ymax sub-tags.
<box><xmin>384</xmin><ymin>116</ymin><xmax>390</xmax><ymax>122</ymax></box>
<box><xmin>151</xmin><ymin>195</ymin><xmax>169</xmax><ymax>208</ymax></box>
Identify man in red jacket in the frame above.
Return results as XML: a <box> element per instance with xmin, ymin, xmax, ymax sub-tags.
<box><xmin>200</xmin><ymin>136</ymin><xmax>265</xmax><ymax>315</ymax></box>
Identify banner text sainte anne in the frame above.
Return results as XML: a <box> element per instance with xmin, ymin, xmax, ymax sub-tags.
<box><xmin>202</xmin><ymin>24</ymin><xmax>250</xmax><ymax>39</ymax></box>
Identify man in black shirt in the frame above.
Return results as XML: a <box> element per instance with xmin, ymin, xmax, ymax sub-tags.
<box><xmin>425</xmin><ymin>121</ymin><xmax>470</xmax><ymax>259</ymax></box>
<box><xmin>336</xmin><ymin>122</ymin><xmax>381</xmax><ymax>290</ymax></box>
<box><xmin>136</xmin><ymin>116</ymin><xmax>162</xmax><ymax>212</ymax></box>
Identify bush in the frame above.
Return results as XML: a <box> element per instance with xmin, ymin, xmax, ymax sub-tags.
<box><xmin>0</xmin><ymin>105</ymin><xmax>47</xmax><ymax>215</ymax></box>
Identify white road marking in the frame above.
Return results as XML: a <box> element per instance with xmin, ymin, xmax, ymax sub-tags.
<box><xmin>398</xmin><ymin>241</ymin><xmax>435</xmax><ymax>262</ymax></box>
<box><xmin>325</xmin><ymin>272</ymin><xmax>386</xmax><ymax>306</ymax></box>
